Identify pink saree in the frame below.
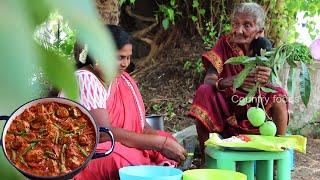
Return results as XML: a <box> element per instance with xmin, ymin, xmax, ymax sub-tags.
<box><xmin>74</xmin><ymin>71</ymin><xmax>176</xmax><ymax>180</ymax></box>
<box><xmin>188</xmin><ymin>35</ymin><xmax>288</xmax><ymax>138</ymax></box>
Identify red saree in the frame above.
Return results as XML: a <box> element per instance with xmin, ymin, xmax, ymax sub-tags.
<box><xmin>74</xmin><ymin>71</ymin><xmax>176</xmax><ymax>180</ymax></box>
<box><xmin>188</xmin><ymin>35</ymin><xmax>288</xmax><ymax>137</ymax></box>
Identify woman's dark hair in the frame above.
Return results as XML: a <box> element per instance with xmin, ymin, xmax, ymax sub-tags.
<box><xmin>73</xmin><ymin>25</ymin><xmax>132</xmax><ymax>69</ymax></box>
<box><xmin>106</xmin><ymin>24</ymin><xmax>132</xmax><ymax>50</ymax></box>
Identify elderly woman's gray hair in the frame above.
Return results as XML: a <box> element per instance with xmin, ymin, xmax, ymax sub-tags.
<box><xmin>231</xmin><ymin>3</ymin><xmax>266</xmax><ymax>30</ymax></box>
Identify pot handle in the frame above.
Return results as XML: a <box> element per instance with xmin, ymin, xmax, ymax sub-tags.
<box><xmin>0</xmin><ymin>116</ymin><xmax>9</xmax><ymax>121</ymax></box>
<box><xmin>92</xmin><ymin>127</ymin><xmax>115</xmax><ymax>159</ymax></box>
<box><xmin>0</xmin><ymin>116</ymin><xmax>10</xmax><ymax>145</ymax></box>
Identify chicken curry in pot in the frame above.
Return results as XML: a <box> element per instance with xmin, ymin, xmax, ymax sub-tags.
<box><xmin>5</xmin><ymin>102</ymin><xmax>96</xmax><ymax>176</ymax></box>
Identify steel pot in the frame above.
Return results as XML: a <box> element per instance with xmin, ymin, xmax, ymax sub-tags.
<box><xmin>0</xmin><ymin>97</ymin><xmax>115</xmax><ymax>180</ymax></box>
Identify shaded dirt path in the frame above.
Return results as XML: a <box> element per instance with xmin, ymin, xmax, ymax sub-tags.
<box><xmin>292</xmin><ymin>138</ymin><xmax>320</xmax><ymax>180</ymax></box>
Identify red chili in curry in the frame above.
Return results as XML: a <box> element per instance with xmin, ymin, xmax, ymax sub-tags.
<box><xmin>5</xmin><ymin>102</ymin><xmax>96</xmax><ymax>176</ymax></box>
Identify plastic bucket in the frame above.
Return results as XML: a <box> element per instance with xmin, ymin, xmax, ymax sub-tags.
<box><xmin>119</xmin><ymin>165</ymin><xmax>182</xmax><ymax>180</ymax></box>
<box><xmin>183</xmin><ymin>169</ymin><xmax>247</xmax><ymax>180</ymax></box>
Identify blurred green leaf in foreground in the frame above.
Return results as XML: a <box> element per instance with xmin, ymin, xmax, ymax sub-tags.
<box><xmin>0</xmin><ymin>0</ymin><xmax>117</xmax><ymax>178</ymax></box>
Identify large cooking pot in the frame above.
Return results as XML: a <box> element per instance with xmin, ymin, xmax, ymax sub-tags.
<box><xmin>0</xmin><ymin>97</ymin><xmax>115</xmax><ymax>180</ymax></box>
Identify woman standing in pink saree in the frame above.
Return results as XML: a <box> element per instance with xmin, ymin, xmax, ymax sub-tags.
<box><xmin>188</xmin><ymin>3</ymin><xmax>289</xmax><ymax>162</ymax></box>
<box><xmin>72</xmin><ymin>25</ymin><xmax>186</xmax><ymax>180</ymax></box>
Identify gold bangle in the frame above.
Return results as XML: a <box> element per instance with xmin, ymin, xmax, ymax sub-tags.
<box><xmin>215</xmin><ymin>78</ymin><xmax>225</xmax><ymax>91</ymax></box>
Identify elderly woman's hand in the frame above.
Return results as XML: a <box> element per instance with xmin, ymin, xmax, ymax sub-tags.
<box><xmin>255</xmin><ymin>66</ymin><xmax>271</xmax><ymax>85</ymax></box>
<box><xmin>160</xmin><ymin>137</ymin><xmax>186</xmax><ymax>163</ymax></box>
<box><xmin>240</xmin><ymin>65</ymin><xmax>271</xmax><ymax>91</ymax></box>
<box><xmin>241</xmin><ymin>73</ymin><xmax>256</xmax><ymax>91</ymax></box>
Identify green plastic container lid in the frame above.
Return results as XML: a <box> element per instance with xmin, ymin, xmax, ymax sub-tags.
<box><xmin>183</xmin><ymin>169</ymin><xmax>247</xmax><ymax>180</ymax></box>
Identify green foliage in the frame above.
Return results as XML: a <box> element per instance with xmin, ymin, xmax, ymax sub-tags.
<box><xmin>157</xmin><ymin>1</ymin><xmax>182</xmax><ymax>30</ymax></box>
<box><xmin>151</xmin><ymin>101</ymin><xmax>175</xmax><ymax>119</ymax></box>
<box><xmin>34</xmin><ymin>12</ymin><xmax>76</xmax><ymax>59</ymax></box>
<box><xmin>225</xmin><ymin>56</ymin><xmax>250</xmax><ymax>65</ymax></box>
<box><xmin>274</xmin><ymin>43</ymin><xmax>313</xmax><ymax>106</ymax></box>
<box><xmin>139</xmin><ymin>86</ymin><xmax>145</xmax><ymax>94</ymax></box>
<box><xmin>299</xmin><ymin>62</ymin><xmax>311</xmax><ymax>107</ymax></box>
<box><xmin>166</xmin><ymin>102</ymin><xmax>175</xmax><ymax>118</ymax></box>
<box><xmin>287</xmin><ymin>68</ymin><xmax>297</xmax><ymax>96</ymax></box>
<box><xmin>48</xmin><ymin>0</ymin><xmax>117</xmax><ymax>82</ymax></box>
<box><xmin>238</xmin><ymin>83</ymin><xmax>258</xmax><ymax>106</ymax></box>
<box><xmin>260</xmin><ymin>87</ymin><xmax>277</xmax><ymax>93</ymax></box>
<box><xmin>226</xmin><ymin>42</ymin><xmax>313</xmax><ymax>107</ymax></box>
<box><xmin>152</xmin><ymin>103</ymin><xmax>162</xmax><ymax>112</ymax></box>
<box><xmin>126</xmin><ymin>0</ymin><xmax>319</xmax><ymax>47</ymax></box>
<box><xmin>119</xmin><ymin>0</ymin><xmax>136</xmax><ymax>6</ymax></box>
<box><xmin>195</xmin><ymin>58</ymin><xmax>205</xmax><ymax>74</ymax></box>
<box><xmin>183</xmin><ymin>60</ymin><xmax>192</xmax><ymax>70</ymax></box>
<box><xmin>40</xmin><ymin>47</ymin><xmax>78</xmax><ymax>99</ymax></box>
<box><xmin>202</xmin><ymin>21</ymin><xmax>218</xmax><ymax>49</ymax></box>
<box><xmin>150</xmin><ymin>0</ymin><xmax>231</xmax><ymax>46</ymax></box>
<box><xmin>33</xmin><ymin>12</ymin><xmax>76</xmax><ymax>97</ymax></box>
<box><xmin>233</xmin><ymin>64</ymin><xmax>255</xmax><ymax>89</ymax></box>
<box><xmin>183</xmin><ymin>58</ymin><xmax>204</xmax><ymax>75</ymax></box>
<box><xmin>0</xmin><ymin>0</ymin><xmax>117</xmax><ymax>177</ymax></box>
<box><xmin>262</xmin><ymin>0</ymin><xmax>320</xmax><ymax>45</ymax></box>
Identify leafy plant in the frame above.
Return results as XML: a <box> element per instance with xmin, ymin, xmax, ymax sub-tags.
<box><xmin>119</xmin><ymin>0</ymin><xmax>136</xmax><ymax>6</ymax></box>
<box><xmin>139</xmin><ymin>86</ymin><xmax>145</xmax><ymax>94</ymax></box>
<box><xmin>1</xmin><ymin>0</ymin><xmax>118</xmax><ymax>178</ymax></box>
<box><xmin>202</xmin><ymin>21</ymin><xmax>217</xmax><ymax>49</ymax></box>
<box><xmin>152</xmin><ymin>103</ymin><xmax>162</xmax><ymax>112</ymax></box>
<box><xmin>34</xmin><ymin>12</ymin><xmax>76</xmax><ymax>59</ymax></box>
<box><xmin>32</xmin><ymin>12</ymin><xmax>76</xmax><ymax>97</ymax></box>
<box><xmin>166</xmin><ymin>102</ymin><xmax>175</xmax><ymax>118</ymax></box>
<box><xmin>183</xmin><ymin>60</ymin><xmax>192</xmax><ymax>70</ymax></box>
<box><xmin>195</xmin><ymin>58</ymin><xmax>205</xmax><ymax>74</ymax></box>
<box><xmin>183</xmin><ymin>58</ymin><xmax>204</xmax><ymax>75</ymax></box>
<box><xmin>157</xmin><ymin>0</ymin><xmax>182</xmax><ymax>30</ymax></box>
<box><xmin>263</xmin><ymin>0</ymin><xmax>320</xmax><ymax>45</ymax></box>
<box><xmin>225</xmin><ymin>42</ymin><xmax>313</xmax><ymax>107</ymax></box>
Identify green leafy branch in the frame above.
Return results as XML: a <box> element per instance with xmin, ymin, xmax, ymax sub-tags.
<box><xmin>225</xmin><ymin>43</ymin><xmax>313</xmax><ymax>107</ymax></box>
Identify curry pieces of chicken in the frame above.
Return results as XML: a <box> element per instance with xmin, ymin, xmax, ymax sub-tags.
<box><xmin>5</xmin><ymin>102</ymin><xmax>96</xmax><ymax>176</ymax></box>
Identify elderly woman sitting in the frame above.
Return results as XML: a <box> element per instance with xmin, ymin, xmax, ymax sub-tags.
<box><xmin>189</xmin><ymin>2</ymin><xmax>288</xmax><ymax>160</ymax></box>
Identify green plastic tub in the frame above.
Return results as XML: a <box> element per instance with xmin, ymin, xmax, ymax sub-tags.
<box><xmin>183</xmin><ymin>169</ymin><xmax>247</xmax><ymax>180</ymax></box>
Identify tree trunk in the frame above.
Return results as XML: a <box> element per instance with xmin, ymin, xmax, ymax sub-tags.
<box><xmin>95</xmin><ymin>0</ymin><xmax>120</xmax><ymax>25</ymax></box>
<box><xmin>266</xmin><ymin>0</ymin><xmax>285</xmax><ymax>47</ymax></box>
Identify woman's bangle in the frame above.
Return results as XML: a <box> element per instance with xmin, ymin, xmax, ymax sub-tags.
<box><xmin>160</xmin><ymin>137</ymin><xmax>168</xmax><ymax>151</ymax></box>
<box><xmin>215</xmin><ymin>78</ymin><xmax>225</xmax><ymax>91</ymax></box>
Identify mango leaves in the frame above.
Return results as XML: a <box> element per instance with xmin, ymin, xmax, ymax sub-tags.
<box><xmin>299</xmin><ymin>62</ymin><xmax>311</xmax><ymax>107</ymax></box>
<box><xmin>260</xmin><ymin>87</ymin><xmax>277</xmax><ymax>93</ymax></box>
<box><xmin>233</xmin><ymin>64</ymin><xmax>255</xmax><ymax>89</ymax></box>
<box><xmin>1</xmin><ymin>1</ymin><xmax>117</xmax><ymax>178</ymax></box>
<box><xmin>287</xmin><ymin>67</ymin><xmax>296</xmax><ymax>96</ymax></box>
<box><xmin>238</xmin><ymin>83</ymin><xmax>258</xmax><ymax>106</ymax></box>
<box><xmin>225</xmin><ymin>56</ymin><xmax>249</xmax><ymax>64</ymax></box>
<box><xmin>225</xmin><ymin>42</ymin><xmax>313</xmax><ymax>107</ymax></box>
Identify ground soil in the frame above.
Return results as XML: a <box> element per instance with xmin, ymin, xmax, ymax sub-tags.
<box><xmin>292</xmin><ymin>138</ymin><xmax>320</xmax><ymax>180</ymax></box>
<box><xmin>133</xmin><ymin>35</ymin><xmax>320</xmax><ymax>179</ymax></box>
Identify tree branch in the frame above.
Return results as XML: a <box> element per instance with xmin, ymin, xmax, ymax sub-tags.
<box><xmin>125</xmin><ymin>5</ymin><xmax>156</xmax><ymax>22</ymax></box>
<box><xmin>132</xmin><ymin>21</ymin><xmax>158</xmax><ymax>38</ymax></box>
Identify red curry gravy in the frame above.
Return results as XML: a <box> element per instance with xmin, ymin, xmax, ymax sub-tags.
<box><xmin>5</xmin><ymin>102</ymin><xmax>96</xmax><ymax>176</ymax></box>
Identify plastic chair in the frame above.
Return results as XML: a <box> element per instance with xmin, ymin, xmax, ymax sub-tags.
<box><xmin>205</xmin><ymin>147</ymin><xmax>291</xmax><ymax>180</ymax></box>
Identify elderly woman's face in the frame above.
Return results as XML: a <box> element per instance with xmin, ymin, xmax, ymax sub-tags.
<box><xmin>231</xmin><ymin>13</ymin><xmax>261</xmax><ymax>45</ymax></box>
<box><xmin>117</xmin><ymin>43</ymin><xmax>132</xmax><ymax>75</ymax></box>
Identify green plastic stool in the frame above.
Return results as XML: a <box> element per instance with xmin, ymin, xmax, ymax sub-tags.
<box><xmin>205</xmin><ymin>147</ymin><xmax>291</xmax><ymax>180</ymax></box>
